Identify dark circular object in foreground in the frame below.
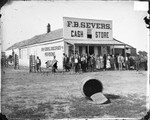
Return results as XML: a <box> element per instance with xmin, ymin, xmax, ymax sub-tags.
<box><xmin>81</xmin><ymin>77</ymin><xmax>103</xmax><ymax>98</ymax></box>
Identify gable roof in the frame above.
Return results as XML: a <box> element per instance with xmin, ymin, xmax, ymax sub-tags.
<box><xmin>6</xmin><ymin>28</ymin><xmax>63</xmax><ymax>50</ymax></box>
<box><xmin>6</xmin><ymin>28</ymin><xmax>134</xmax><ymax>51</ymax></box>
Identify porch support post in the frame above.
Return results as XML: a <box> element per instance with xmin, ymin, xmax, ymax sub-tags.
<box><xmin>113</xmin><ymin>45</ymin><xmax>115</xmax><ymax>55</ymax></box>
<box><xmin>87</xmin><ymin>45</ymin><xmax>89</xmax><ymax>56</ymax></box>
<box><xmin>124</xmin><ymin>44</ymin><xmax>126</xmax><ymax>62</ymax></box>
<box><xmin>74</xmin><ymin>44</ymin><xmax>75</xmax><ymax>56</ymax></box>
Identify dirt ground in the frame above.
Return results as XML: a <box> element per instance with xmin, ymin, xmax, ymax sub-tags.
<box><xmin>1</xmin><ymin>67</ymin><xmax>148</xmax><ymax>120</ymax></box>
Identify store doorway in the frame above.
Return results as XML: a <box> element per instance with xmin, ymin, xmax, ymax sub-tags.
<box><xmin>89</xmin><ymin>46</ymin><xmax>94</xmax><ymax>55</ymax></box>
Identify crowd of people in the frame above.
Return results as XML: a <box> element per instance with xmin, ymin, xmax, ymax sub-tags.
<box><xmin>1</xmin><ymin>54</ymin><xmax>19</xmax><ymax>69</ymax></box>
<box><xmin>1</xmin><ymin>52</ymin><xmax>147</xmax><ymax>73</ymax></box>
<box><xmin>63</xmin><ymin>53</ymin><xmax>147</xmax><ymax>73</ymax></box>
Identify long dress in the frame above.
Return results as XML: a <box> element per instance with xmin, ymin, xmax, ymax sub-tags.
<box><xmin>106</xmin><ymin>59</ymin><xmax>111</xmax><ymax>69</ymax></box>
<box><xmin>96</xmin><ymin>57</ymin><xmax>100</xmax><ymax>69</ymax></box>
<box><xmin>100</xmin><ymin>56</ymin><xmax>104</xmax><ymax>69</ymax></box>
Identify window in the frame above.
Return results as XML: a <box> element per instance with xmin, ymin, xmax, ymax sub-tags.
<box><xmin>19</xmin><ymin>49</ymin><xmax>21</xmax><ymax>59</ymax></box>
<box><xmin>98</xmin><ymin>46</ymin><xmax>101</xmax><ymax>55</ymax></box>
<box><xmin>89</xmin><ymin>46</ymin><xmax>94</xmax><ymax>55</ymax></box>
<box><xmin>87</xmin><ymin>29</ymin><xmax>92</xmax><ymax>39</ymax></box>
<box><xmin>107</xmin><ymin>46</ymin><xmax>110</xmax><ymax>54</ymax></box>
<box><xmin>19</xmin><ymin>49</ymin><xmax>23</xmax><ymax>59</ymax></box>
<box><xmin>79</xmin><ymin>46</ymin><xmax>82</xmax><ymax>55</ymax></box>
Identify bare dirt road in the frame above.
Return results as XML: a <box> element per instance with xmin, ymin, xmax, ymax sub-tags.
<box><xmin>1</xmin><ymin>67</ymin><xmax>148</xmax><ymax>119</ymax></box>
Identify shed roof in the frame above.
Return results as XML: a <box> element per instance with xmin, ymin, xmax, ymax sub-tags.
<box><xmin>65</xmin><ymin>39</ymin><xmax>125</xmax><ymax>46</ymax></box>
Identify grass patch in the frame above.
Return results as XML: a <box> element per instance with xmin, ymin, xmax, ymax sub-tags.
<box><xmin>3</xmin><ymin>101</ymin><xmax>53</xmax><ymax>120</ymax></box>
<box><xmin>57</xmin><ymin>94</ymin><xmax>146</xmax><ymax>119</ymax></box>
<box><xmin>2</xmin><ymin>68</ymin><xmax>147</xmax><ymax>119</ymax></box>
<box><xmin>8</xmin><ymin>107</ymin><xmax>46</xmax><ymax>119</ymax></box>
<box><xmin>68</xmin><ymin>96</ymin><xmax>105</xmax><ymax>118</ymax></box>
<box><xmin>53</xmin><ymin>112</ymin><xmax>70</xmax><ymax>119</ymax></box>
<box><xmin>2</xmin><ymin>94</ymin><xmax>146</xmax><ymax>119</ymax></box>
<box><xmin>104</xmin><ymin>95</ymin><xmax>146</xmax><ymax>118</ymax></box>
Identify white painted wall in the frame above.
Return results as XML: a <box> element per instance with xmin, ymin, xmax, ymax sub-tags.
<box><xmin>64</xmin><ymin>42</ymin><xmax>69</xmax><ymax>56</ymax></box>
<box><xmin>35</xmin><ymin>41</ymin><xmax>64</xmax><ymax>69</ymax></box>
<box><xmin>6</xmin><ymin>40</ymin><xmax>65</xmax><ymax>69</ymax></box>
<box><xmin>19</xmin><ymin>48</ymin><xmax>29</xmax><ymax>66</ymax></box>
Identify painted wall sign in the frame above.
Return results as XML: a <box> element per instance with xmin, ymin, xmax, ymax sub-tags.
<box><xmin>41</xmin><ymin>45</ymin><xmax>63</xmax><ymax>51</ymax></box>
<box><xmin>41</xmin><ymin>45</ymin><xmax>63</xmax><ymax>57</ymax></box>
<box><xmin>63</xmin><ymin>17</ymin><xmax>112</xmax><ymax>40</ymax></box>
<box><xmin>45</xmin><ymin>52</ymin><xmax>55</xmax><ymax>57</ymax></box>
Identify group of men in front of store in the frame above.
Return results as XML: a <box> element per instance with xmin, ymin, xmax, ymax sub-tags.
<box><xmin>2</xmin><ymin>52</ymin><xmax>147</xmax><ymax>73</ymax></box>
<box><xmin>63</xmin><ymin>52</ymin><xmax>147</xmax><ymax>73</ymax></box>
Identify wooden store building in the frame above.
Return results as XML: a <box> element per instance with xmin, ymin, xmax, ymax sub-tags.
<box><xmin>6</xmin><ymin>17</ymin><xmax>136</xmax><ymax>69</ymax></box>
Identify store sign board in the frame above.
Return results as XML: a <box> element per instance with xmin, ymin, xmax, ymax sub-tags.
<box><xmin>63</xmin><ymin>17</ymin><xmax>112</xmax><ymax>40</ymax></box>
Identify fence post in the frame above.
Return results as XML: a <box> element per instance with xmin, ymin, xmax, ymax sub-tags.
<box><xmin>29</xmin><ymin>55</ymin><xmax>36</xmax><ymax>72</ymax></box>
<box><xmin>14</xmin><ymin>54</ymin><xmax>19</xmax><ymax>69</ymax></box>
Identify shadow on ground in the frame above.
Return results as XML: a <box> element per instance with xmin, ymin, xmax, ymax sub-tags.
<box><xmin>2</xmin><ymin>94</ymin><xmax>146</xmax><ymax>119</ymax></box>
<box><xmin>52</xmin><ymin>94</ymin><xmax>146</xmax><ymax>119</ymax></box>
<box><xmin>104</xmin><ymin>94</ymin><xmax>121</xmax><ymax>100</ymax></box>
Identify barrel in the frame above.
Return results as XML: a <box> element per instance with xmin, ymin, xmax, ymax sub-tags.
<box><xmin>81</xmin><ymin>76</ymin><xmax>103</xmax><ymax>98</ymax></box>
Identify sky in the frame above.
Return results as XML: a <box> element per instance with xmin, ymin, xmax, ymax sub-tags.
<box><xmin>1</xmin><ymin>1</ymin><xmax>149</xmax><ymax>52</ymax></box>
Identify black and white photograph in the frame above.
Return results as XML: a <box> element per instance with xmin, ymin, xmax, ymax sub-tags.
<box><xmin>0</xmin><ymin>0</ymin><xmax>149</xmax><ymax>119</ymax></box>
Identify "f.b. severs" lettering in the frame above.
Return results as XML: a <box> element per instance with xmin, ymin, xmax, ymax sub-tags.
<box><xmin>67</xmin><ymin>21</ymin><xmax>111</xmax><ymax>29</ymax></box>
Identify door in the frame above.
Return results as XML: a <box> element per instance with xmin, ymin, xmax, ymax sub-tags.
<box><xmin>89</xmin><ymin>46</ymin><xmax>94</xmax><ymax>55</ymax></box>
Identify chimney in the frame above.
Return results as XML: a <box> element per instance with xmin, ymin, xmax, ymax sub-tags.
<box><xmin>47</xmin><ymin>23</ymin><xmax>51</xmax><ymax>33</ymax></box>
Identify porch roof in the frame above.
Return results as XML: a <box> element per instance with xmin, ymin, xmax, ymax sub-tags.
<box><xmin>64</xmin><ymin>39</ymin><xmax>126</xmax><ymax>46</ymax></box>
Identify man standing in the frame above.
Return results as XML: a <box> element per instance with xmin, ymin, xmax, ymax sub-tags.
<box><xmin>36</xmin><ymin>56</ymin><xmax>41</xmax><ymax>72</ymax></box>
<box><xmin>81</xmin><ymin>54</ymin><xmax>86</xmax><ymax>72</ymax></box>
<box><xmin>90</xmin><ymin>54</ymin><xmax>95</xmax><ymax>72</ymax></box>
<box><xmin>52</xmin><ymin>56</ymin><xmax>58</xmax><ymax>73</ymax></box>
<box><xmin>70</xmin><ymin>54</ymin><xmax>74</xmax><ymax>70</ymax></box>
<box><xmin>63</xmin><ymin>53</ymin><xmax>67</xmax><ymax>70</ymax></box>
<box><xmin>103</xmin><ymin>54</ymin><xmax>107</xmax><ymax>71</ymax></box>
<box><xmin>125</xmin><ymin>55</ymin><xmax>129</xmax><ymax>70</ymax></box>
<box><xmin>74</xmin><ymin>53</ymin><xmax>79</xmax><ymax>73</ymax></box>
<box><xmin>135</xmin><ymin>55</ymin><xmax>140</xmax><ymax>71</ymax></box>
<box><xmin>118</xmin><ymin>54</ymin><xmax>122</xmax><ymax>71</ymax></box>
<box><xmin>110</xmin><ymin>55</ymin><xmax>114</xmax><ymax>70</ymax></box>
